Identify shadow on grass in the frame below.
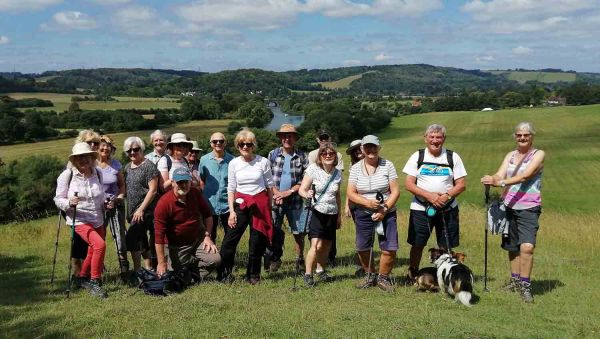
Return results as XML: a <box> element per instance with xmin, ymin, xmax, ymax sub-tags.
<box><xmin>0</xmin><ymin>312</ymin><xmax>75</xmax><ymax>338</ymax></box>
<box><xmin>532</xmin><ymin>279</ymin><xmax>564</xmax><ymax>296</ymax></box>
<box><xmin>0</xmin><ymin>254</ymin><xmax>61</xmax><ymax>306</ymax></box>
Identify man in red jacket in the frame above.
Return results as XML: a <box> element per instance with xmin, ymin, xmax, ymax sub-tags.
<box><xmin>154</xmin><ymin>167</ymin><xmax>221</xmax><ymax>281</ymax></box>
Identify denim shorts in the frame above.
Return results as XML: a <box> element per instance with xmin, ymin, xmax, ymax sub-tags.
<box><xmin>272</xmin><ymin>204</ymin><xmax>305</xmax><ymax>235</ymax></box>
<box><xmin>354</xmin><ymin>209</ymin><xmax>398</xmax><ymax>252</ymax></box>
<box><xmin>502</xmin><ymin>206</ymin><xmax>541</xmax><ymax>252</ymax></box>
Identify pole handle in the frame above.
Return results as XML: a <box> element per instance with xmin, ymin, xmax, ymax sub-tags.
<box><xmin>484</xmin><ymin>184</ymin><xmax>490</xmax><ymax>204</ymax></box>
<box><xmin>311</xmin><ymin>184</ymin><xmax>317</xmax><ymax>204</ymax></box>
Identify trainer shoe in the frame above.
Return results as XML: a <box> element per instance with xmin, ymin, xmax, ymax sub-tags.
<box><xmin>88</xmin><ymin>279</ymin><xmax>108</xmax><ymax>299</ymax></box>
<box><xmin>303</xmin><ymin>274</ymin><xmax>316</xmax><ymax>288</ymax></box>
<box><xmin>502</xmin><ymin>277</ymin><xmax>520</xmax><ymax>292</ymax></box>
<box><xmin>316</xmin><ymin>270</ymin><xmax>334</xmax><ymax>283</ymax></box>
<box><xmin>519</xmin><ymin>281</ymin><xmax>534</xmax><ymax>303</ymax></box>
<box><xmin>355</xmin><ymin>273</ymin><xmax>377</xmax><ymax>289</ymax></box>
<box><xmin>269</xmin><ymin>259</ymin><xmax>282</xmax><ymax>273</ymax></box>
<box><xmin>377</xmin><ymin>274</ymin><xmax>395</xmax><ymax>293</ymax></box>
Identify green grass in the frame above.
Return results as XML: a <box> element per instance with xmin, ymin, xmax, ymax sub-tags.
<box><xmin>3</xmin><ymin>92</ymin><xmax>181</xmax><ymax>112</ymax></box>
<box><xmin>2</xmin><ymin>104</ymin><xmax>600</xmax><ymax>337</ymax></box>
<box><xmin>488</xmin><ymin>71</ymin><xmax>577</xmax><ymax>84</ymax></box>
<box><xmin>314</xmin><ymin>72</ymin><xmax>376</xmax><ymax>89</ymax></box>
<box><xmin>0</xmin><ymin>119</ymin><xmax>232</xmax><ymax>163</ymax></box>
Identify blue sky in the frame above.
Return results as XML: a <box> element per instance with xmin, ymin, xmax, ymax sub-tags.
<box><xmin>1</xmin><ymin>0</ymin><xmax>599</xmax><ymax>73</ymax></box>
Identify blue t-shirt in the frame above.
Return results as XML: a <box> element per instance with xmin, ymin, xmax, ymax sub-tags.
<box><xmin>199</xmin><ymin>151</ymin><xmax>234</xmax><ymax>215</ymax></box>
<box><xmin>279</xmin><ymin>153</ymin><xmax>292</xmax><ymax>191</ymax></box>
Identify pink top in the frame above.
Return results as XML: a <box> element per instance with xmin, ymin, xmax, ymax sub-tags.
<box><xmin>503</xmin><ymin>149</ymin><xmax>542</xmax><ymax>210</ymax></box>
<box><xmin>54</xmin><ymin>167</ymin><xmax>105</xmax><ymax>228</ymax></box>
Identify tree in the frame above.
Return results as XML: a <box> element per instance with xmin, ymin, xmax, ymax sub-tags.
<box><xmin>68</xmin><ymin>101</ymin><xmax>81</xmax><ymax>113</ymax></box>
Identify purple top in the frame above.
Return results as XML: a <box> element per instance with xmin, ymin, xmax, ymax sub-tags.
<box><xmin>98</xmin><ymin>158</ymin><xmax>122</xmax><ymax>198</ymax></box>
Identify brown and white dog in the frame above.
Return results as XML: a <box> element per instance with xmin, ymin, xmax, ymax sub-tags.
<box><xmin>414</xmin><ymin>248</ymin><xmax>467</xmax><ymax>292</ymax></box>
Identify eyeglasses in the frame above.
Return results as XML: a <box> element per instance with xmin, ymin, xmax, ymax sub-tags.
<box><xmin>190</xmin><ymin>151</ymin><xmax>200</xmax><ymax>155</ymax></box>
<box><xmin>279</xmin><ymin>133</ymin><xmax>294</xmax><ymax>139</ymax></box>
<box><xmin>515</xmin><ymin>133</ymin><xmax>531</xmax><ymax>138</ymax></box>
<box><xmin>126</xmin><ymin>147</ymin><xmax>141</xmax><ymax>154</ymax></box>
<box><xmin>86</xmin><ymin>141</ymin><xmax>99</xmax><ymax>146</ymax></box>
<box><xmin>318</xmin><ymin>135</ymin><xmax>330</xmax><ymax>142</ymax></box>
<box><xmin>321</xmin><ymin>151</ymin><xmax>336</xmax><ymax>158</ymax></box>
<box><xmin>211</xmin><ymin>139</ymin><xmax>225</xmax><ymax>145</ymax></box>
<box><xmin>238</xmin><ymin>142</ymin><xmax>254</xmax><ymax>149</ymax></box>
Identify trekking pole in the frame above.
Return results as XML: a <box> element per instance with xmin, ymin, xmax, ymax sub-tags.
<box><xmin>66</xmin><ymin>192</ymin><xmax>78</xmax><ymax>298</ymax></box>
<box><xmin>107</xmin><ymin>203</ymin><xmax>124</xmax><ymax>278</ymax></box>
<box><xmin>50</xmin><ymin>210</ymin><xmax>64</xmax><ymax>283</ymax></box>
<box><xmin>291</xmin><ymin>184</ymin><xmax>315</xmax><ymax>291</ymax></box>
<box><xmin>484</xmin><ymin>184</ymin><xmax>491</xmax><ymax>292</ymax></box>
<box><xmin>366</xmin><ymin>191</ymin><xmax>385</xmax><ymax>283</ymax></box>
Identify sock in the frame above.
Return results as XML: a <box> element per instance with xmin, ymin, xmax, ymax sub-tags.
<box><xmin>315</xmin><ymin>268</ymin><xmax>324</xmax><ymax>274</ymax></box>
<box><xmin>520</xmin><ymin>277</ymin><xmax>530</xmax><ymax>283</ymax></box>
<box><xmin>511</xmin><ymin>273</ymin><xmax>520</xmax><ymax>279</ymax></box>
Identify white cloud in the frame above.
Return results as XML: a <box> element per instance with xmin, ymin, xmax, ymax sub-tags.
<box><xmin>342</xmin><ymin>59</ymin><xmax>362</xmax><ymax>66</ymax></box>
<box><xmin>91</xmin><ymin>0</ymin><xmax>132</xmax><ymax>4</ymax></box>
<box><xmin>475</xmin><ymin>55</ymin><xmax>495</xmax><ymax>64</ymax></box>
<box><xmin>112</xmin><ymin>5</ymin><xmax>175</xmax><ymax>36</ymax></box>
<box><xmin>0</xmin><ymin>36</ymin><xmax>9</xmax><ymax>44</ymax></box>
<box><xmin>0</xmin><ymin>0</ymin><xmax>62</xmax><ymax>12</ymax></box>
<box><xmin>512</xmin><ymin>46</ymin><xmax>533</xmax><ymax>55</ymax></box>
<box><xmin>176</xmin><ymin>40</ymin><xmax>193</xmax><ymax>48</ymax></box>
<box><xmin>42</xmin><ymin>11</ymin><xmax>97</xmax><ymax>30</ymax></box>
<box><xmin>374</xmin><ymin>53</ymin><xmax>393</xmax><ymax>61</ymax></box>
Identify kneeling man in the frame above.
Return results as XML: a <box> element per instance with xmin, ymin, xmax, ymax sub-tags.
<box><xmin>155</xmin><ymin>167</ymin><xmax>221</xmax><ymax>281</ymax></box>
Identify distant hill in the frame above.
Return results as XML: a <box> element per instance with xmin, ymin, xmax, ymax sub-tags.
<box><xmin>487</xmin><ymin>69</ymin><xmax>600</xmax><ymax>85</ymax></box>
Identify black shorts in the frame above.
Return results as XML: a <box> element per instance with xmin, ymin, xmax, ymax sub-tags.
<box><xmin>126</xmin><ymin>213</ymin><xmax>154</xmax><ymax>252</ymax></box>
<box><xmin>502</xmin><ymin>206</ymin><xmax>541</xmax><ymax>252</ymax></box>
<box><xmin>71</xmin><ymin>232</ymin><xmax>88</xmax><ymax>260</ymax></box>
<box><xmin>407</xmin><ymin>206</ymin><xmax>460</xmax><ymax>248</ymax></box>
<box><xmin>308</xmin><ymin>210</ymin><xmax>337</xmax><ymax>241</ymax></box>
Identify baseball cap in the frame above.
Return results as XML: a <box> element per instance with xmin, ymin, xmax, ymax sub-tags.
<box><xmin>171</xmin><ymin>167</ymin><xmax>192</xmax><ymax>182</ymax></box>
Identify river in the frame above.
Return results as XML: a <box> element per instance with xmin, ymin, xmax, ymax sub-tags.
<box><xmin>265</xmin><ymin>106</ymin><xmax>304</xmax><ymax>131</ymax></box>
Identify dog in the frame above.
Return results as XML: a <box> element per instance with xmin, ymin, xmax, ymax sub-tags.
<box><xmin>414</xmin><ymin>249</ymin><xmax>467</xmax><ymax>292</ymax></box>
<box><xmin>433</xmin><ymin>253</ymin><xmax>474</xmax><ymax>307</ymax></box>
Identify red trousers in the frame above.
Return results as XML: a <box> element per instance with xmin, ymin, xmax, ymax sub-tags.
<box><xmin>75</xmin><ymin>224</ymin><xmax>106</xmax><ymax>279</ymax></box>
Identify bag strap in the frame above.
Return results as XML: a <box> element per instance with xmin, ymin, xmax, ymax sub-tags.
<box><xmin>313</xmin><ymin>169</ymin><xmax>339</xmax><ymax>206</ymax></box>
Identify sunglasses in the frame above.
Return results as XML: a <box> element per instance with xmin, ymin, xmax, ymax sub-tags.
<box><xmin>515</xmin><ymin>133</ymin><xmax>531</xmax><ymax>138</ymax></box>
<box><xmin>318</xmin><ymin>136</ymin><xmax>330</xmax><ymax>142</ymax></box>
<box><xmin>126</xmin><ymin>147</ymin><xmax>141</xmax><ymax>154</ymax></box>
<box><xmin>320</xmin><ymin>151</ymin><xmax>336</xmax><ymax>157</ymax></box>
<box><xmin>86</xmin><ymin>141</ymin><xmax>99</xmax><ymax>146</ymax></box>
<box><xmin>211</xmin><ymin>139</ymin><xmax>225</xmax><ymax>145</ymax></box>
<box><xmin>238</xmin><ymin>142</ymin><xmax>254</xmax><ymax>149</ymax></box>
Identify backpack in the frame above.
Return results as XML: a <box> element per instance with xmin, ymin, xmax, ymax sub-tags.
<box><xmin>417</xmin><ymin>148</ymin><xmax>454</xmax><ymax>171</ymax></box>
<box><xmin>135</xmin><ymin>268</ymin><xmax>189</xmax><ymax>296</ymax></box>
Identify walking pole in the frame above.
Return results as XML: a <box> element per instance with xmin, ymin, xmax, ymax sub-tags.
<box><xmin>291</xmin><ymin>184</ymin><xmax>315</xmax><ymax>291</ymax></box>
<box><xmin>50</xmin><ymin>210</ymin><xmax>64</xmax><ymax>283</ymax></box>
<box><xmin>66</xmin><ymin>192</ymin><xmax>78</xmax><ymax>298</ymax></box>
<box><xmin>366</xmin><ymin>191</ymin><xmax>385</xmax><ymax>284</ymax></box>
<box><xmin>107</xmin><ymin>206</ymin><xmax>124</xmax><ymax>277</ymax></box>
<box><xmin>484</xmin><ymin>184</ymin><xmax>491</xmax><ymax>292</ymax></box>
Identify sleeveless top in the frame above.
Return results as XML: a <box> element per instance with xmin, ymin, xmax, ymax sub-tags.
<box><xmin>503</xmin><ymin>149</ymin><xmax>542</xmax><ymax>210</ymax></box>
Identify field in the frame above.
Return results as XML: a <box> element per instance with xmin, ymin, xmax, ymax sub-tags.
<box><xmin>2</xmin><ymin>105</ymin><xmax>600</xmax><ymax>337</ymax></box>
<box><xmin>0</xmin><ymin>119</ymin><xmax>231</xmax><ymax>163</ymax></box>
<box><xmin>314</xmin><ymin>72</ymin><xmax>376</xmax><ymax>89</ymax></box>
<box><xmin>3</xmin><ymin>92</ymin><xmax>181</xmax><ymax>112</ymax></box>
<box><xmin>488</xmin><ymin>71</ymin><xmax>577</xmax><ymax>84</ymax></box>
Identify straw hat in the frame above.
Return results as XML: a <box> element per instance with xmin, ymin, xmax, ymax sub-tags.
<box><xmin>167</xmin><ymin>133</ymin><xmax>193</xmax><ymax>148</ymax></box>
<box><xmin>276</xmin><ymin>124</ymin><xmax>299</xmax><ymax>137</ymax></box>
<box><xmin>69</xmin><ymin>142</ymin><xmax>97</xmax><ymax>160</ymax></box>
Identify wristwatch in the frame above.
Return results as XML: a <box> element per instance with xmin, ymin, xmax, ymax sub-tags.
<box><xmin>446</xmin><ymin>193</ymin><xmax>453</xmax><ymax>201</ymax></box>
<box><xmin>500</xmin><ymin>180</ymin><xmax>506</xmax><ymax>188</ymax></box>
<box><xmin>289</xmin><ymin>188</ymin><xmax>296</xmax><ymax>194</ymax></box>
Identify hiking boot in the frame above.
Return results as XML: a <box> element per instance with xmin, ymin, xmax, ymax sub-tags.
<box><xmin>71</xmin><ymin>275</ymin><xmax>88</xmax><ymax>290</ymax></box>
<box><xmin>354</xmin><ymin>266</ymin><xmax>365</xmax><ymax>278</ymax></box>
<box><xmin>88</xmin><ymin>279</ymin><xmax>108</xmax><ymax>298</ymax></box>
<box><xmin>316</xmin><ymin>270</ymin><xmax>334</xmax><ymax>283</ymax></box>
<box><xmin>247</xmin><ymin>276</ymin><xmax>261</xmax><ymax>285</ymax></box>
<box><xmin>502</xmin><ymin>276</ymin><xmax>520</xmax><ymax>292</ymax></box>
<box><xmin>303</xmin><ymin>274</ymin><xmax>316</xmax><ymax>288</ymax></box>
<box><xmin>377</xmin><ymin>274</ymin><xmax>395</xmax><ymax>293</ymax></box>
<box><xmin>355</xmin><ymin>273</ymin><xmax>377</xmax><ymax>289</ymax></box>
<box><xmin>519</xmin><ymin>281</ymin><xmax>534</xmax><ymax>303</ymax></box>
<box><xmin>269</xmin><ymin>259</ymin><xmax>282</xmax><ymax>273</ymax></box>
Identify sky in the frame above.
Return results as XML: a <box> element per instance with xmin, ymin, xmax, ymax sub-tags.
<box><xmin>0</xmin><ymin>0</ymin><xmax>599</xmax><ymax>74</ymax></box>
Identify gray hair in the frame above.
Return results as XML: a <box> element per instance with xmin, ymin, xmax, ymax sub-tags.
<box><xmin>123</xmin><ymin>136</ymin><xmax>145</xmax><ymax>153</ymax></box>
<box><xmin>515</xmin><ymin>121</ymin><xmax>536</xmax><ymax>135</ymax></box>
<box><xmin>150</xmin><ymin>129</ymin><xmax>167</xmax><ymax>141</ymax></box>
<box><xmin>424</xmin><ymin>124</ymin><xmax>446</xmax><ymax>137</ymax></box>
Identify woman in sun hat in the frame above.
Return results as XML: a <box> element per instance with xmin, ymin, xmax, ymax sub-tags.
<box><xmin>97</xmin><ymin>134</ymin><xmax>129</xmax><ymax>280</ymax></box>
<box><xmin>54</xmin><ymin>142</ymin><xmax>112</xmax><ymax>298</ymax></box>
<box><xmin>123</xmin><ymin>136</ymin><xmax>160</xmax><ymax>272</ymax></box>
<box><xmin>186</xmin><ymin>140</ymin><xmax>203</xmax><ymax>189</ymax></box>
<box><xmin>157</xmin><ymin>132</ymin><xmax>193</xmax><ymax>191</ymax></box>
<box><xmin>481</xmin><ymin>122</ymin><xmax>545</xmax><ymax>303</ymax></box>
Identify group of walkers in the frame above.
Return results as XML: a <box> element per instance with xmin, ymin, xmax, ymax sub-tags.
<box><xmin>54</xmin><ymin>121</ymin><xmax>544</xmax><ymax>303</ymax></box>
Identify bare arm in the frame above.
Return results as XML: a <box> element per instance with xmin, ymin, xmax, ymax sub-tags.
<box><xmin>347</xmin><ymin>183</ymin><xmax>380</xmax><ymax>210</ymax></box>
<box><xmin>404</xmin><ymin>175</ymin><xmax>438</xmax><ymax>204</ymax></box>
<box><xmin>483</xmin><ymin>151</ymin><xmax>545</xmax><ymax>187</ymax></box>
<box><xmin>298</xmin><ymin>175</ymin><xmax>314</xmax><ymax>199</ymax></box>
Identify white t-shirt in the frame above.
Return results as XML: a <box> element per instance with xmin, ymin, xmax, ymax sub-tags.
<box><xmin>402</xmin><ymin>148</ymin><xmax>467</xmax><ymax>211</ymax></box>
<box><xmin>156</xmin><ymin>155</ymin><xmax>188</xmax><ymax>180</ymax></box>
<box><xmin>348</xmin><ymin>158</ymin><xmax>398</xmax><ymax>211</ymax></box>
<box><xmin>227</xmin><ymin>155</ymin><xmax>274</xmax><ymax>195</ymax></box>
<box><xmin>308</xmin><ymin>149</ymin><xmax>344</xmax><ymax>171</ymax></box>
<box><xmin>304</xmin><ymin>164</ymin><xmax>342</xmax><ymax>215</ymax></box>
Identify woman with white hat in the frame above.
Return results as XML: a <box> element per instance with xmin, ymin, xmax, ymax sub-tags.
<box><xmin>157</xmin><ymin>132</ymin><xmax>193</xmax><ymax>191</ymax></box>
<box><xmin>54</xmin><ymin>142</ymin><xmax>113</xmax><ymax>298</ymax></box>
<box><xmin>186</xmin><ymin>140</ymin><xmax>203</xmax><ymax>189</ymax></box>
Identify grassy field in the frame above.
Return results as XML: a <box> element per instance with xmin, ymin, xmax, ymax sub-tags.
<box><xmin>3</xmin><ymin>92</ymin><xmax>181</xmax><ymax>112</ymax></box>
<box><xmin>314</xmin><ymin>72</ymin><xmax>376</xmax><ymax>89</ymax></box>
<box><xmin>0</xmin><ymin>119</ymin><xmax>232</xmax><ymax>163</ymax></box>
<box><xmin>1</xmin><ymin>105</ymin><xmax>600</xmax><ymax>337</ymax></box>
<box><xmin>488</xmin><ymin>71</ymin><xmax>577</xmax><ymax>84</ymax></box>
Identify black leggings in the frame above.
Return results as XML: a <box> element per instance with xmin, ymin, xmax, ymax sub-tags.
<box><xmin>218</xmin><ymin>205</ymin><xmax>267</xmax><ymax>280</ymax></box>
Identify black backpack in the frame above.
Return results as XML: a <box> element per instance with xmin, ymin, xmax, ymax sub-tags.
<box><xmin>135</xmin><ymin>268</ymin><xmax>189</xmax><ymax>296</ymax></box>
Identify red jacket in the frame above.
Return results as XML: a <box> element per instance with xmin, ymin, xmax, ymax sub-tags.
<box><xmin>235</xmin><ymin>190</ymin><xmax>273</xmax><ymax>244</ymax></box>
<box><xmin>154</xmin><ymin>188</ymin><xmax>212</xmax><ymax>246</ymax></box>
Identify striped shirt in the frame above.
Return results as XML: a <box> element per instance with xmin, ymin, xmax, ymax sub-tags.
<box><xmin>503</xmin><ymin>149</ymin><xmax>542</xmax><ymax>210</ymax></box>
<box><xmin>348</xmin><ymin>158</ymin><xmax>398</xmax><ymax>211</ymax></box>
